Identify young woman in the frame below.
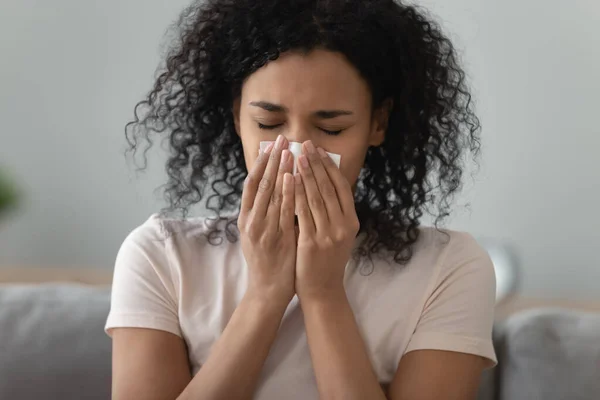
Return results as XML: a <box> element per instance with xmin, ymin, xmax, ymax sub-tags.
<box><xmin>105</xmin><ymin>0</ymin><xmax>497</xmax><ymax>399</ymax></box>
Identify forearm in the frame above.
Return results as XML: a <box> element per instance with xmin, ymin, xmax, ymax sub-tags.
<box><xmin>178</xmin><ymin>291</ymin><xmax>288</xmax><ymax>400</ymax></box>
<box><xmin>301</xmin><ymin>289</ymin><xmax>387</xmax><ymax>400</ymax></box>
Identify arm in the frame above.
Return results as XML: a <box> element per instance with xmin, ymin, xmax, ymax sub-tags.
<box><xmin>388</xmin><ymin>350</ymin><xmax>486</xmax><ymax>400</ymax></box>
<box><xmin>111</xmin><ymin>290</ymin><xmax>288</xmax><ymax>400</ymax></box>
<box><xmin>293</xmin><ymin>144</ymin><xmax>387</xmax><ymax>399</ymax></box>
<box><xmin>294</xmin><ymin>142</ymin><xmax>496</xmax><ymax>399</ymax></box>
<box><xmin>301</xmin><ymin>289</ymin><xmax>387</xmax><ymax>400</ymax></box>
<box><xmin>388</xmin><ymin>232</ymin><xmax>497</xmax><ymax>399</ymax></box>
<box><xmin>300</xmin><ymin>289</ymin><xmax>489</xmax><ymax>400</ymax></box>
<box><xmin>110</xmin><ymin>137</ymin><xmax>298</xmax><ymax>400</ymax></box>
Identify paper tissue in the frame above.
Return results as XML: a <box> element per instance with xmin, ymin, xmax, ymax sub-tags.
<box><xmin>259</xmin><ymin>141</ymin><xmax>341</xmax><ymax>175</ymax></box>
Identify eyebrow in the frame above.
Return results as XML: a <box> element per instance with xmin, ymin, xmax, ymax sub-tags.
<box><xmin>249</xmin><ymin>101</ymin><xmax>353</xmax><ymax>119</ymax></box>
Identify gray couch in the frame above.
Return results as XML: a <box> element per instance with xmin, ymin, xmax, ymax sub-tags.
<box><xmin>1</xmin><ymin>284</ymin><xmax>599</xmax><ymax>400</ymax></box>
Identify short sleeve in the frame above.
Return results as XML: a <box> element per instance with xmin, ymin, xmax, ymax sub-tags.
<box><xmin>405</xmin><ymin>232</ymin><xmax>497</xmax><ymax>368</ymax></box>
<box><xmin>105</xmin><ymin>214</ymin><xmax>181</xmax><ymax>338</ymax></box>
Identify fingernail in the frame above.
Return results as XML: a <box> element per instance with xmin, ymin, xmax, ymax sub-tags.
<box><xmin>275</xmin><ymin>135</ymin><xmax>285</xmax><ymax>149</ymax></box>
<box><xmin>280</xmin><ymin>149</ymin><xmax>290</xmax><ymax>166</ymax></box>
<box><xmin>299</xmin><ymin>154</ymin><xmax>309</xmax><ymax>169</ymax></box>
<box><xmin>317</xmin><ymin>147</ymin><xmax>327</xmax><ymax>158</ymax></box>
<box><xmin>265</xmin><ymin>142</ymin><xmax>275</xmax><ymax>154</ymax></box>
<box><xmin>284</xmin><ymin>173</ymin><xmax>292</xmax><ymax>185</ymax></box>
<box><xmin>305</xmin><ymin>140</ymin><xmax>316</xmax><ymax>154</ymax></box>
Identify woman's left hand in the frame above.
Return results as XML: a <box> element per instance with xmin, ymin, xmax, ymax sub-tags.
<box><xmin>294</xmin><ymin>140</ymin><xmax>360</xmax><ymax>301</ymax></box>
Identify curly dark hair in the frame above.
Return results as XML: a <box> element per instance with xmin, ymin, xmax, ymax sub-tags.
<box><xmin>126</xmin><ymin>0</ymin><xmax>481</xmax><ymax>266</ymax></box>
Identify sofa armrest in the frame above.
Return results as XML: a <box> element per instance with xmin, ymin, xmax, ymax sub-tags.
<box><xmin>0</xmin><ymin>267</ymin><xmax>112</xmax><ymax>285</ymax></box>
<box><xmin>0</xmin><ymin>284</ymin><xmax>112</xmax><ymax>399</ymax></box>
<box><xmin>494</xmin><ymin>308</ymin><xmax>600</xmax><ymax>400</ymax></box>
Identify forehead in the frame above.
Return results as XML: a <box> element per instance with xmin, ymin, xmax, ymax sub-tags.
<box><xmin>241</xmin><ymin>49</ymin><xmax>372</xmax><ymax>111</ymax></box>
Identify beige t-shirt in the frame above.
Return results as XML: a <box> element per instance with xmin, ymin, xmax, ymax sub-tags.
<box><xmin>105</xmin><ymin>214</ymin><xmax>497</xmax><ymax>398</ymax></box>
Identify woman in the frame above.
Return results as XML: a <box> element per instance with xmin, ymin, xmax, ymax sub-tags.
<box><xmin>105</xmin><ymin>0</ymin><xmax>497</xmax><ymax>399</ymax></box>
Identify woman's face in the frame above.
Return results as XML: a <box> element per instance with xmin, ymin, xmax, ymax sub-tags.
<box><xmin>233</xmin><ymin>49</ymin><xmax>390</xmax><ymax>191</ymax></box>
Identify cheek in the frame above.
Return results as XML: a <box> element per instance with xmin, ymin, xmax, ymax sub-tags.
<box><xmin>239</xmin><ymin>134</ymin><xmax>261</xmax><ymax>172</ymax></box>
<box><xmin>239</xmin><ymin>143</ymin><xmax>256</xmax><ymax>174</ymax></box>
<box><xmin>338</xmin><ymin>149</ymin><xmax>367</xmax><ymax>189</ymax></box>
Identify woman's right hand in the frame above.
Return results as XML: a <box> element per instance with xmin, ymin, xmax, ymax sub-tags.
<box><xmin>238</xmin><ymin>134</ymin><xmax>297</xmax><ymax>307</ymax></box>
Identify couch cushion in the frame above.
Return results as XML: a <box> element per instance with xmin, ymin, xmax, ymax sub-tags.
<box><xmin>498</xmin><ymin>308</ymin><xmax>600</xmax><ymax>400</ymax></box>
<box><xmin>0</xmin><ymin>284</ymin><xmax>111</xmax><ymax>400</ymax></box>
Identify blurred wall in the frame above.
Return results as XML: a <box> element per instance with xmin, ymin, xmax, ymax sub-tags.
<box><xmin>0</xmin><ymin>0</ymin><xmax>598</xmax><ymax>300</ymax></box>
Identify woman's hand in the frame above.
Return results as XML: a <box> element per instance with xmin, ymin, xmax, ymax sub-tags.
<box><xmin>238</xmin><ymin>135</ymin><xmax>297</xmax><ymax>307</ymax></box>
<box><xmin>294</xmin><ymin>140</ymin><xmax>360</xmax><ymax>301</ymax></box>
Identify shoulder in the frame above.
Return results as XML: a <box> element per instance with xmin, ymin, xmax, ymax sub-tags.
<box><xmin>415</xmin><ymin>226</ymin><xmax>496</xmax><ymax>300</ymax></box>
<box><xmin>121</xmin><ymin>213</ymin><xmax>169</xmax><ymax>246</ymax></box>
<box><xmin>415</xmin><ymin>226</ymin><xmax>488</xmax><ymax>256</ymax></box>
<box><xmin>111</xmin><ymin>212</ymin><xmax>241</xmax><ymax>294</ymax></box>
<box><xmin>120</xmin><ymin>213</ymin><xmax>239</xmax><ymax>253</ymax></box>
<box><xmin>407</xmin><ymin>227</ymin><xmax>495</xmax><ymax>295</ymax></box>
<box><xmin>415</xmin><ymin>226</ymin><xmax>492</xmax><ymax>267</ymax></box>
<box><xmin>116</xmin><ymin>213</ymin><xmax>242</xmax><ymax>281</ymax></box>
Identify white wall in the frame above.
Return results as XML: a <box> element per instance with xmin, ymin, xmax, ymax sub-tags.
<box><xmin>419</xmin><ymin>0</ymin><xmax>600</xmax><ymax>300</ymax></box>
<box><xmin>1</xmin><ymin>0</ymin><xmax>598</xmax><ymax>300</ymax></box>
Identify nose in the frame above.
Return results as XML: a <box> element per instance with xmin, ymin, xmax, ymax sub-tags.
<box><xmin>284</xmin><ymin>128</ymin><xmax>311</xmax><ymax>145</ymax></box>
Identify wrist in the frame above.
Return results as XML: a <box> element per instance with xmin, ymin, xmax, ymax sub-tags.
<box><xmin>243</xmin><ymin>287</ymin><xmax>292</xmax><ymax>315</ymax></box>
<box><xmin>297</xmin><ymin>285</ymin><xmax>347</xmax><ymax>307</ymax></box>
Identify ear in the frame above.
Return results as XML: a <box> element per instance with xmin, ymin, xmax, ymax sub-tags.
<box><xmin>368</xmin><ymin>98</ymin><xmax>393</xmax><ymax>147</ymax></box>
<box><xmin>232</xmin><ymin>97</ymin><xmax>241</xmax><ymax>137</ymax></box>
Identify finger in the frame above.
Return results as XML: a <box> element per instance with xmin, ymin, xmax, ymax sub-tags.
<box><xmin>316</xmin><ymin>146</ymin><xmax>355</xmax><ymax>216</ymax></box>
<box><xmin>305</xmin><ymin>142</ymin><xmax>343</xmax><ymax>225</ymax></box>
<box><xmin>240</xmin><ymin>141</ymin><xmax>274</xmax><ymax>216</ymax></box>
<box><xmin>253</xmin><ymin>135</ymin><xmax>287</xmax><ymax>218</ymax></box>
<box><xmin>298</xmin><ymin>150</ymin><xmax>328</xmax><ymax>231</ymax></box>
<box><xmin>294</xmin><ymin>173</ymin><xmax>315</xmax><ymax>236</ymax></box>
<box><xmin>267</xmin><ymin>148</ymin><xmax>293</xmax><ymax>231</ymax></box>
<box><xmin>279</xmin><ymin>172</ymin><xmax>295</xmax><ymax>233</ymax></box>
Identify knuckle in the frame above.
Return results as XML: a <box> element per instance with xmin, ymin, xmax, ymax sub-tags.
<box><xmin>246</xmin><ymin>227</ymin><xmax>259</xmax><ymax>241</ymax></box>
<box><xmin>332</xmin><ymin>230</ymin><xmax>346</xmax><ymax>243</ymax></box>
<box><xmin>309</xmin><ymin>196</ymin><xmax>324</xmax><ymax>210</ymax></box>
<box><xmin>320</xmin><ymin>181</ymin><xmax>336</xmax><ymax>197</ymax></box>
<box><xmin>297</xmin><ymin>205</ymin><xmax>311</xmax><ymax>218</ymax></box>
<box><xmin>298</xmin><ymin>236</ymin><xmax>316</xmax><ymax>249</ymax></box>
<box><xmin>270</xmin><ymin>192</ymin><xmax>282</xmax><ymax>207</ymax></box>
<box><xmin>258</xmin><ymin>176</ymin><xmax>272</xmax><ymax>193</ymax></box>
<box><xmin>320</xmin><ymin>235</ymin><xmax>334</xmax><ymax>247</ymax></box>
<box><xmin>245</xmin><ymin>174</ymin><xmax>257</xmax><ymax>187</ymax></box>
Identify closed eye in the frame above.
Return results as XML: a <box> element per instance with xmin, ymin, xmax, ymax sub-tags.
<box><xmin>258</xmin><ymin>123</ymin><xmax>282</xmax><ymax>130</ymax></box>
<box><xmin>321</xmin><ymin>129</ymin><xmax>343</xmax><ymax>136</ymax></box>
<box><xmin>257</xmin><ymin>123</ymin><xmax>343</xmax><ymax>136</ymax></box>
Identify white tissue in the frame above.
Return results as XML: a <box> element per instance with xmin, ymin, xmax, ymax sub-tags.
<box><xmin>259</xmin><ymin>141</ymin><xmax>341</xmax><ymax>175</ymax></box>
